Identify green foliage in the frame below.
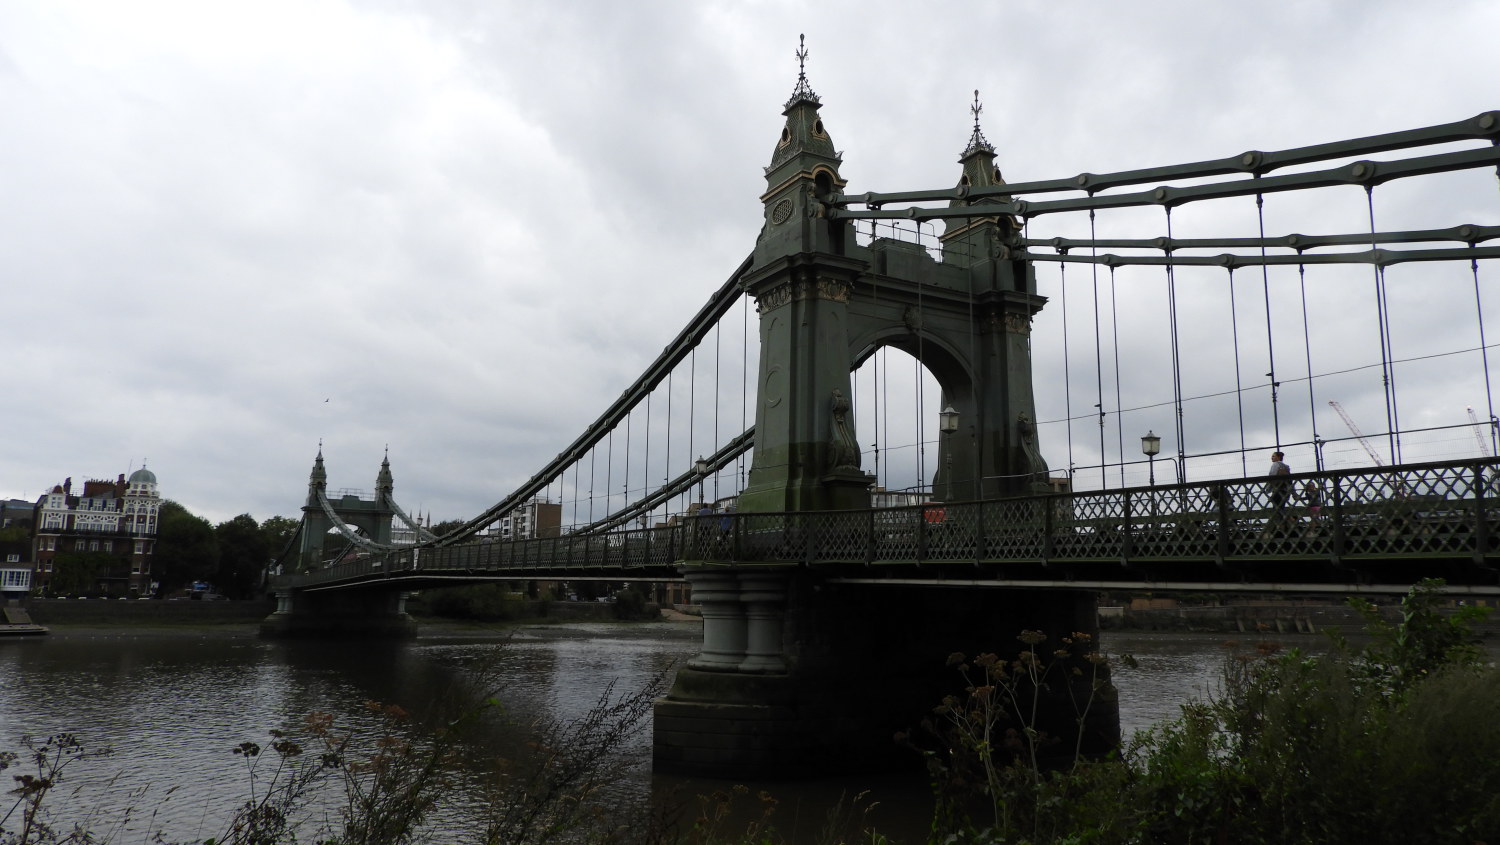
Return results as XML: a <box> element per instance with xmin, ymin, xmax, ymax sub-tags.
<box><xmin>427</xmin><ymin>519</ymin><xmax>466</xmax><ymax>537</ymax></box>
<box><xmin>0</xmin><ymin>527</ymin><xmax>29</xmax><ymax>564</ymax></box>
<box><xmin>611</xmin><ymin>587</ymin><xmax>654</xmax><ymax>620</ymax></box>
<box><xmin>45</xmin><ymin>550</ymin><xmax>122</xmax><ymax>596</ymax></box>
<box><xmin>911</xmin><ymin>631</ymin><xmax>1121</xmax><ymax>843</ymax></box>
<box><xmin>426</xmin><ymin>584</ymin><xmax>528</xmax><ymax>622</ymax></box>
<box><xmin>258</xmin><ymin>516</ymin><xmax>300</xmax><ymax>566</ymax></box>
<box><xmin>215</xmin><ymin>514</ymin><xmax>270</xmax><ymax>600</ymax></box>
<box><xmin>155</xmin><ymin>501</ymin><xmax>221</xmax><ymax>592</ymax></box>
<box><xmin>1344</xmin><ymin>576</ymin><xmax>1492</xmax><ymax>692</ymax></box>
<box><xmin>1132</xmin><ymin>579</ymin><xmax>1500</xmax><ymax>845</ymax></box>
<box><xmin>908</xmin><ymin>580</ymin><xmax>1500</xmax><ymax>845</ymax></box>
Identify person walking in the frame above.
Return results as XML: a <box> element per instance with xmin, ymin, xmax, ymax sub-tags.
<box><xmin>1268</xmin><ymin>451</ymin><xmax>1292</xmax><ymax>534</ymax></box>
<box><xmin>1269</xmin><ymin>451</ymin><xmax>1290</xmax><ymax>478</ymax></box>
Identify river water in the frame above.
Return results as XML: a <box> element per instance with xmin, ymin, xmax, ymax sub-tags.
<box><xmin>0</xmin><ymin>621</ymin><xmax>1269</xmax><ymax>843</ymax></box>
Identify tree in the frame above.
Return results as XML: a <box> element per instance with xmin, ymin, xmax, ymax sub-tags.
<box><xmin>215</xmin><ymin>514</ymin><xmax>269</xmax><ymax>599</ymax></box>
<box><xmin>154</xmin><ymin>500</ymin><xmax>220</xmax><ymax>594</ymax></box>
<box><xmin>47</xmin><ymin>551</ymin><xmax>121</xmax><ymax>596</ymax></box>
<box><xmin>259</xmin><ymin>515</ymin><xmax>300</xmax><ymax>570</ymax></box>
<box><xmin>0</xmin><ymin>525</ymin><xmax>28</xmax><ymax>566</ymax></box>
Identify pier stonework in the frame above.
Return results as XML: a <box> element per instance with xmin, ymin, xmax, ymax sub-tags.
<box><xmin>260</xmin><ymin>585</ymin><xmax>417</xmax><ymax>638</ymax></box>
<box><xmin>653</xmin><ymin>568</ymin><xmax>1117</xmax><ymax>777</ymax></box>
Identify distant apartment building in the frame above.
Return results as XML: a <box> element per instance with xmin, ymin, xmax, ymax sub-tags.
<box><xmin>0</xmin><ymin>498</ymin><xmax>35</xmax><ymax>597</ymax></box>
<box><xmin>32</xmin><ymin>466</ymin><xmax>162</xmax><ymax>595</ymax></box>
<box><xmin>389</xmin><ymin>515</ymin><xmax>428</xmax><ymax>547</ymax></box>
<box><xmin>487</xmin><ymin>498</ymin><xmax>562</xmax><ymax>541</ymax></box>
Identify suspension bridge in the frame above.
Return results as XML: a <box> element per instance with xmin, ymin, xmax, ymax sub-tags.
<box><xmin>264</xmin><ymin>43</ymin><xmax>1500</xmax><ymax>775</ymax></box>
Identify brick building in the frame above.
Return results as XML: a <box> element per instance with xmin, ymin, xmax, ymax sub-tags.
<box><xmin>32</xmin><ymin>466</ymin><xmax>162</xmax><ymax>595</ymax></box>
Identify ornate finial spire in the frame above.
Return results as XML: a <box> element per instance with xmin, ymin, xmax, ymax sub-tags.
<box><xmin>784</xmin><ymin>33</ymin><xmax>820</xmax><ymax>109</ymax></box>
<box><xmin>962</xmin><ymin>89</ymin><xmax>995</xmax><ymax>158</ymax></box>
<box><xmin>377</xmin><ymin>446</ymin><xmax>394</xmax><ymax>493</ymax></box>
<box><xmin>310</xmin><ymin>443</ymin><xmax>327</xmax><ymax>489</ymax></box>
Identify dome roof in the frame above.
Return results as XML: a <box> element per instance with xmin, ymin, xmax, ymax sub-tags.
<box><xmin>129</xmin><ymin>467</ymin><xmax>157</xmax><ymax>485</ymax></box>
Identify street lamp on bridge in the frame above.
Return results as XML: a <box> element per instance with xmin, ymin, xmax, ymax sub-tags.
<box><xmin>1141</xmin><ymin>430</ymin><xmax>1161</xmax><ymax>487</ymax></box>
<box><xmin>693</xmin><ymin>456</ymin><xmax>710</xmax><ymax>507</ymax></box>
<box><xmin>939</xmin><ymin>405</ymin><xmax>959</xmax><ymax>501</ymax></box>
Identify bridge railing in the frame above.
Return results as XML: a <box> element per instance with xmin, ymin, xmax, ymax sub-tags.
<box><xmin>270</xmin><ymin>457</ymin><xmax>1500</xmax><ymax>588</ymax></box>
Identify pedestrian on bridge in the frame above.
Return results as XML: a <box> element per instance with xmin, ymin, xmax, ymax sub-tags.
<box><xmin>1268</xmin><ymin>451</ymin><xmax>1292</xmax><ymax>534</ymax></box>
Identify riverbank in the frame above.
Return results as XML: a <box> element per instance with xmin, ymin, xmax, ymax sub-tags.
<box><xmin>1103</xmin><ymin>600</ymin><xmax>1500</xmax><ymax>636</ymax></box>
<box><xmin>12</xmin><ymin>609</ymin><xmax>702</xmax><ymax>643</ymax></box>
<box><xmin>22</xmin><ymin>597</ymin><xmax>276</xmax><ymax>626</ymax></box>
<box><xmin>16</xmin><ymin>595</ymin><xmax>695</xmax><ymax>629</ymax></box>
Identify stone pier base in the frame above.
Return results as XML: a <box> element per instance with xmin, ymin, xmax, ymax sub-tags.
<box><xmin>259</xmin><ymin>587</ymin><xmax>417</xmax><ymax>639</ymax></box>
<box><xmin>653</xmin><ymin>567</ymin><xmax>1118</xmax><ymax>778</ymax></box>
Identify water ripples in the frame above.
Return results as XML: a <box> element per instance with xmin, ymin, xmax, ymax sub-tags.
<box><xmin>2</xmin><ymin>625</ymin><xmax>1239</xmax><ymax>842</ymax></box>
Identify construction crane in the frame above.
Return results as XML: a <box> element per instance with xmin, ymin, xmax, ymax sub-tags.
<box><xmin>1329</xmin><ymin>400</ymin><xmax>1385</xmax><ymax>466</ymax></box>
<box><xmin>1467</xmin><ymin>406</ymin><xmax>1494</xmax><ymax>458</ymax></box>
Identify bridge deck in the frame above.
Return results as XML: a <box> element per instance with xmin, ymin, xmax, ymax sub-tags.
<box><xmin>271</xmin><ymin>458</ymin><xmax>1500</xmax><ymax>594</ymax></box>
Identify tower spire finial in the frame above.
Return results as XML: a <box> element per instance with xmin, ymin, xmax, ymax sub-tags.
<box><xmin>962</xmin><ymin>88</ymin><xmax>995</xmax><ymax>158</ymax></box>
<box><xmin>784</xmin><ymin>33</ymin><xmax>820</xmax><ymax>109</ymax></box>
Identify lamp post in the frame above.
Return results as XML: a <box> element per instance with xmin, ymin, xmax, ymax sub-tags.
<box><xmin>1141</xmin><ymin>431</ymin><xmax>1161</xmax><ymax>487</ymax></box>
<box><xmin>939</xmin><ymin>405</ymin><xmax>960</xmax><ymax>501</ymax></box>
<box><xmin>693</xmin><ymin>456</ymin><xmax>710</xmax><ymax>509</ymax></box>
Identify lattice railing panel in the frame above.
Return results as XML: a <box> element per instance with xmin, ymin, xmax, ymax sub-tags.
<box><xmin>1336</xmin><ymin>465</ymin><xmax>1485</xmax><ymax>558</ymax></box>
<box><xmin>1127</xmin><ymin>485</ymin><xmax>1222</xmax><ymax>560</ymax></box>
<box><xmin>1052</xmin><ymin>492</ymin><xmax>1127</xmax><ymax>560</ymax></box>
<box><xmin>976</xmin><ymin>498</ymin><xmax>1046</xmax><ymax>561</ymax></box>
<box><xmin>870</xmin><ymin>507</ymin><xmax>924</xmax><ymax>562</ymax></box>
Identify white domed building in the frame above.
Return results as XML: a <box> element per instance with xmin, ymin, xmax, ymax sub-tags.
<box><xmin>33</xmin><ymin>465</ymin><xmax>163</xmax><ymax>595</ymax></box>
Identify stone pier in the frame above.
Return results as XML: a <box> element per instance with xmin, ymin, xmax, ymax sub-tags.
<box><xmin>653</xmin><ymin>568</ymin><xmax>1118</xmax><ymax>778</ymax></box>
<box><xmin>260</xmin><ymin>587</ymin><xmax>417</xmax><ymax>639</ymax></box>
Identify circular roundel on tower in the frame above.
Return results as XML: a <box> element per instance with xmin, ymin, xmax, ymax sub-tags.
<box><xmin>129</xmin><ymin>467</ymin><xmax>157</xmax><ymax>485</ymax></box>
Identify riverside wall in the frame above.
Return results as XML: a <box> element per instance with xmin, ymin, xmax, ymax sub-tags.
<box><xmin>24</xmin><ymin>597</ymin><xmax>276</xmax><ymax>625</ymax></box>
<box><xmin>1101</xmin><ymin>601</ymin><xmax>1500</xmax><ymax>635</ymax></box>
<box><xmin>22</xmin><ymin>596</ymin><xmax>645</xmax><ymax>628</ymax></box>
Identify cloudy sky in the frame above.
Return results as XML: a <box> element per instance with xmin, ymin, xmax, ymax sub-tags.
<box><xmin>3</xmin><ymin>0</ymin><xmax>1498</xmax><ymax>526</ymax></box>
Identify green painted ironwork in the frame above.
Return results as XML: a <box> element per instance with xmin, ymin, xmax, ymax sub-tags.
<box><xmin>835</xmin><ymin>111</ymin><xmax>1500</xmax><ymax>207</ymax></box>
<box><xmin>273</xmin><ymin>457</ymin><xmax>1500</xmax><ymax>592</ymax></box>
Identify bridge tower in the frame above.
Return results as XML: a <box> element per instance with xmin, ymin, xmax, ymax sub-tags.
<box><xmin>738</xmin><ymin>77</ymin><xmax>1047</xmax><ymax>513</ymax></box>
<box><xmin>734</xmin><ymin>50</ymin><xmax>870</xmax><ymax>512</ymax></box>
<box><xmin>295</xmin><ymin>448</ymin><xmax>396</xmax><ymax>572</ymax></box>
<box><xmin>263</xmin><ymin>449</ymin><xmax>413</xmax><ymax>638</ymax></box>
<box><xmin>655</xmin><ymin>54</ymin><xmax>1107</xmax><ymax>778</ymax></box>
